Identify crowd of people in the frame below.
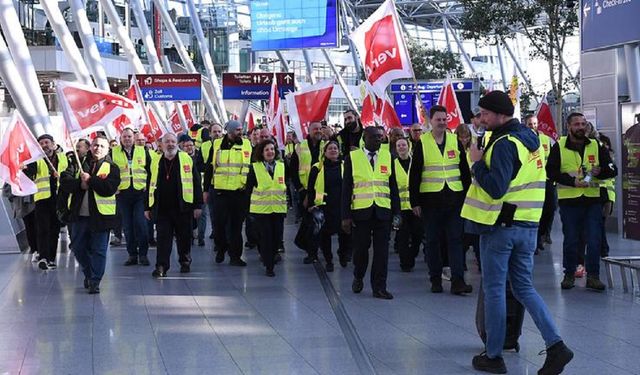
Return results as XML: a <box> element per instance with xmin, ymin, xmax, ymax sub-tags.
<box><xmin>4</xmin><ymin>90</ymin><xmax>619</xmax><ymax>374</ymax></box>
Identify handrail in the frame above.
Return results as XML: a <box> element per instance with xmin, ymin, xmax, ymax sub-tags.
<box><xmin>602</xmin><ymin>256</ymin><xmax>640</xmax><ymax>294</ymax></box>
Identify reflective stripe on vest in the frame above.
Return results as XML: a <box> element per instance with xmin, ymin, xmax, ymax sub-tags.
<box><xmin>34</xmin><ymin>153</ymin><xmax>68</xmax><ymax>202</ymax></box>
<box><xmin>419</xmin><ymin>131</ymin><xmax>463</xmax><ymax>192</ymax></box>
<box><xmin>112</xmin><ymin>145</ymin><xmax>147</xmax><ymax>191</ymax></box>
<box><xmin>557</xmin><ymin>136</ymin><xmax>600</xmax><ymax>200</ymax></box>
<box><xmin>148</xmin><ymin>152</ymin><xmax>194</xmax><ymax>208</ymax></box>
<box><xmin>250</xmin><ymin>161</ymin><xmax>287</xmax><ymax>214</ymax></box>
<box><xmin>212</xmin><ymin>138</ymin><xmax>252</xmax><ymax>190</ymax></box>
<box><xmin>93</xmin><ymin>162</ymin><xmax>117</xmax><ymax>215</ymax></box>
<box><xmin>350</xmin><ymin>149</ymin><xmax>392</xmax><ymax>210</ymax></box>
<box><xmin>394</xmin><ymin>158</ymin><xmax>411</xmax><ymax>211</ymax></box>
<box><xmin>461</xmin><ymin>135</ymin><xmax>546</xmax><ymax>225</ymax></box>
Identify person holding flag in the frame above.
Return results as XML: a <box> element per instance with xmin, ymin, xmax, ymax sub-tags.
<box><xmin>111</xmin><ymin>127</ymin><xmax>152</xmax><ymax>266</ymax></box>
<box><xmin>409</xmin><ymin>105</ymin><xmax>473</xmax><ymax>295</ymax></box>
<box><xmin>25</xmin><ymin>134</ymin><xmax>69</xmax><ymax>270</ymax></box>
<box><xmin>60</xmin><ymin>135</ymin><xmax>120</xmax><ymax>294</ymax></box>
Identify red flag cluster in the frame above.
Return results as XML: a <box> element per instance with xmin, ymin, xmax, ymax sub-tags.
<box><xmin>361</xmin><ymin>91</ymin><xmax>401</xmax><ymax>130</ymax></box>
<box><xmin>286</xmin><ymin>79</ymin><xmax>334</xmax><ymax>141</ymax></box>
<box><xmin>535</xmin><ymin>96</ymin><xmax>559</xmax><ymax>140</ymax></box>
<box><xmin>436</xmin><ymin>79</ymin><xmax>464</xmax><ymax>130</ymax></box>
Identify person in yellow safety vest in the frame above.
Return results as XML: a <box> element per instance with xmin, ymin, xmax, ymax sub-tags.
<box><xmin>462</xmin><ymin>91</ymin><xmax>573</xmax><ymax>374</ymax></box>
<box><xmin>245</xmin><ymin>139</ymin><xmax>287</xmax><ymax>277</ymax></box>
<box><xmin>24</xmin><ymin>134</ymin><xmax>69</xmax><ymax>271</ymax></box>
<box><xmin>524</xmin><ymin>114</ymin><xmax>557</xmax><ymax>254</ymax></box>
<box><xmin>392</xmin><ymin>138</ymin><xmax>424</xmax><ymax>272</ymax></box>
<box><xmin>291</xmin><ymin>121</ymin><xmax>324</xmax><ymax>226</ymax></box>
<box><xmin>546</xmin><ymin>112</ymin><xmax>617</xmax><ymax>292</ymax></box>
<box><xmin>110</xmin><ymin>128</ymin><xmax>152</xmax><ymax>267</ymax></box>
<box><xmin>409</xmin><ymin>105</ymin><xmax>473</xmax><ymax>296</ymax></box>
<box><xmin>305</xmin><ymin>141</ymin><xmax>351</xmax><ymax>270</ymax></box>
<box><xmin>145</xmin><ymin>133</ymin><xmax>203</xmax><ymax>278</ymax></box>
<box><xmin>58</xmin><ymin>139</ymin><xmax>91</xmax><ymax>227</ymax></box>
<box><xmin>341</xmin><ymin>126</ymin><xmax>400</xmax><ymax>300</ymax></box>
<box><xmin>199</xmin><ymin>122</ymin><xmax>223</xmax><ymax>243</ymax></box>
<box><xmin>188</xmin><ymin>122</ymin><xmax>210</xmax><ymax>149</ymax></box>
<box><xmin>203</xmin><ymin>120</ymin><xmax>252</xmax><ymax>266</ymax></box>
<box><xmin>59</xmin><ymin>135</ymin><xmax>120</xmax><ymax>294</ymax></box>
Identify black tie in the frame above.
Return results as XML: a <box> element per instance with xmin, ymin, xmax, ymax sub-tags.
<box><xmin>368</xmin><ymin>152</ymin><xmax>376</xmax><ymax>169</ymax></box>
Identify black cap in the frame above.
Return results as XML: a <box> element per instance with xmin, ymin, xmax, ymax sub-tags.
<box><xmin>37</xmin><ymin>134</ymin><xmax>54</xmax><ymax>142</ymax></box>
<box><xmin>478</xmin><ymin>90</ymin><xmax>515</xmax><ymax>116</ymax></box>
<box><xmin>178</xmin><ymin>134</ymin><xmax>193</xmax><ymax>143</ymax></box>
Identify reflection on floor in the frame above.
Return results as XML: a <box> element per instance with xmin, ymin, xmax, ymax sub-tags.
<box><xmin>0</xmin><ymin>218</ymin><xmax>639</xmax><ymax>375</ymax></box>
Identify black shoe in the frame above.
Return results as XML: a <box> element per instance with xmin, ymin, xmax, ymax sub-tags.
<box><xmin>38</xmin><ymin>259</ymin><xmax>49</xmax><ymax>270</ymax></box>
<box><xmin>325</xmin><ymin>263</ymin><xmax>334</xmax><ymax>272</ymax></box>
<box><xmin>274</xmin><ymin>254</ymin><xmax>282</xmax><ymax>264</ymax></box>
<box><xmin>215</xmin><ymin>251</ymin><xmax>225</xmax><ymax>264</ymax></box>
<box><xmin>139</xmin><ymin>256</ymin><xmax>150</xmax><ymax>266</ymax></box>
<box><xmin>339</xmin><ymin>257</ymin><xmax>348</xmax><ymax>268</ymax></box>
<box><xmin>124</xmin><ymin>256</ymin><xmax>138</xmax><ymax>266</ymax></box>
<box><xmin>430</xmin><ymin>278</ymin><xmax>443</xmax><ymax>293</ymax></box>
<box><xmin>586</xmin><ymin>276</ymin><xmax>606</xmax><ymax>291</ymax></box>
<box><xmin>538</xmin><ymin>341</ymin><xmax>573</xmax><ymax>375</ymax></box>
<box><xmin>83</xmin><ymin>278</ymin><xmax>90</xmax><ymax>289</ymax></box>
<box><xmin>244</xmin><ymin>242</ymin><xmax>256</xmax><ymax>249</ymax></box>
<box><xmin>451</xmin><ymin>278</ymin><xmax>473</xmax><ymax>295</ymax></box>
<box><xmin>180</xmin><ymin>264</ymin><xmax>191</xmax><ymax>273</ymax></box>
<box><xmin>560</xmin><ymin>274</ymin><xmax>575</xmax><ymax>290</ymax></box>
<box><xmin>278</xmin><ymin>243</ymin><xmax>285</xmax><ymax>253</ymax></box>
<box><xmin>352</xmin><ymin>278</ymin><xmax>364</xmax><ymax>293</ymax></box>
<box><xmin>198</xmin><ymin>239</ymin><xmax>205</xmax><ymax>247</ymax></box>
<box><xmin>266</xmin><ymin>269</ymin><xmax>275</xmax><ymax>277</ymax></box>
<box><xmin>152</xmin><ymin>266</ymin><xmax>166</xmax><ymax>278</ymax></box>
<box><xmin>303</xmin><ymin>255</ymin><xmax>317</xmax><ymax>264</ymax></box>
<box><xmin>400</xmin><ymin>266</ymin><xmax>413</xmax><ymax>272</ymax></box>
<box><xmin>373</xmin><ymin>290</ymin><xmax>394</xmax><ymax>300</ymax></box>
<box><xmin>229</xmin><ymin>258</ymin><xmax>247</xmax><ymax>267</ymax></box>
<box><xmin>88</xmin><ymin>282</ymin><xmax>100</xmax><ymax>294</ymax></box>
<box><xmin>472</xmin><ymin>353</ymin><xmax>507</xmax><ymax>374</ymax></box>
<box><xmin>148</xmin><ymin>239</ymin><xmax>157</xmax><ymax>247</ymax></box>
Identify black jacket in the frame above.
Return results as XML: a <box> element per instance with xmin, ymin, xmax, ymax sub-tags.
<box><xmin>59</xmin><ymin>155</ymin><xmax>121</xmax><ymax>232</ymax></box>
<box><xmin>337</xmin><ymin>126</ymin><xmax>363</xmax><ymax>156</ymax></box>
<box><xmin>146</xmin><ymin>153</ymin><xmax>203</xmax><ymax>213</ymax></box>
<box><xmin>341</xmin><ymin>150</ymin><xmax>400</xmax><ymax>222</ymax></box>
<box><xmin>290</xmin><ymin>137</ymin><xmax>322</xmax><ymax>191</ymax></box>
<box><xmin>307</xmin><ymin>159</ymin><xmax>343</xmax><ymax>233</ymax></box>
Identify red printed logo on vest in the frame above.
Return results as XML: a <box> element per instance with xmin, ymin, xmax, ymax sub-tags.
<box><xmin>243</xmin><ymin>151</ymin><xmax>250</xmax><ymax>158</ymax></box>
<box><xmin>537</xmin><ymin>159</ymin><xmax>543</xmax><ymax>169</ymax></box>
<box><xmin>380</xmin><ymin>165</ymin><xmax>388</xmax><ymax>174</ymax></box>
<box><xmin>183</xmin><ymin>164</ymin><xmax>191</xmax><ymax>173</ymax></box>
<box><xmin>543</xmin><ymin>144</ymin><xmax>548</xmax><ymax>152</ymax></box>
<box><xmin>447</xmin><ymin>150</ymin><xmax>456</xmax><ymax>159</ymax></box>
<box><xmin>588</xmin><ymin>155</ymin><xmax>596</xmax><ymax>164</ymax></box>
<box><xmin>278</xmin><ymin>176</ymin><xmax>284</xmax><ymax>184</ymax></box>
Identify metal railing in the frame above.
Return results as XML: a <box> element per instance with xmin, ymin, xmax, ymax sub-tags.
<box><xmin>602</xmin><ymin>256</ymin><xmax>640</xmax><ymax>295</ymax></box>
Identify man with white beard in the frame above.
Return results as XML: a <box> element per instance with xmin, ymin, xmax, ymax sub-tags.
<box><xmin>145</xmin><ymin>134</ymin><xmax>203</xmax><ymax>277</ymax></box>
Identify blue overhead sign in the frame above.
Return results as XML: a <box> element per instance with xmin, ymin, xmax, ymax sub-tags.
<box><xmin>581</xmin><ymin>0</ymin><xmax>640</xmax><ymax>51</ymax></box>
<box><xmin>134</xmin><ymin>74</ymin><xmax>202</xmax><ymax>101</ymax></box>
<box><xmin>390</xmin><ymin>80</ymin><xmax>474</xmax><ymax>93</ymax></box>
<box><xmin>250</xmin><ymin>0</ymin><xmax>339</xmax><ymax>51</ymax></box>
<box><xmin>222</xmin><ymin>72</ymin><xmax>295</xmax><ymax>100</ymax></box>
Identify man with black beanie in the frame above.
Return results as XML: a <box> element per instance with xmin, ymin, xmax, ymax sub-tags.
<box><xmin>462</xmin><ymin>91</ymin><xmax>573</xmax><ymax>374</ymax></box>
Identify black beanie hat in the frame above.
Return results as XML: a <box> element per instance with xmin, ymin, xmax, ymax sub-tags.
<box><xmin>37</xmin><ymin>134</ymin><xmax>54</xmax><ymax>142</ymax></box>
<box><xmin>478</xmin><ymin>90</ymin><xmax>515</xmax><ymax>116</ymax></box>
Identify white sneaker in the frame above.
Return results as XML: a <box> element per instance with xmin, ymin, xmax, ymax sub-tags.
<box><xmin>31</xmin><ymin>252</ymin><xmax>39</xmax><ymax>262</ymax></box>
<box><xmin>47</xmin><ymin>262</ymin><xmax>57</xmax><ymax>270</ymax></box>
<box><xmin>442</xmin><ymin>267</ymin><xmax>452</xmax><ymax>281</ymax></box>
<box><xmin>38</xmin><ymin>259</ymin><xmax>49</xmax><ymax>270</ymax></box>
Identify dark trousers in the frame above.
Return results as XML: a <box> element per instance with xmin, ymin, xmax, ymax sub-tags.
<box><xmin>423</xmin><ymin>206</ymin><xmax>465</xmax><ymax>281</ymax></box>
<box><xmin>207</xmin><ymin>188</ymin><xmax>215</xmax><ymax>238</ymax></box>
<box><xmin>352</xmin><ymin>218</ymin><xmax>391</xmax><ymax>292</ymax></box>
<box><xmin>35</xmin><ymin>198</ymin><xmax>60</xmax><ymax>262</ymax></box>
<box><xmin>117</xmin><ymin>192</ymin><xmax>149</xmax><ymax>257</ymax></box>
<box><xmin>245</xmin><ymin>214</ymin><xmax>258</xmax><ymax>246</ymax></box>
<box><xmin>396</xmin><ymin>210</ymin><xmax>424</xmax><ymax>270</ymax></box>
<box><xmin>255</xmin><ymin>214</ymin><xmax>284</xmax><ymax>271</ymax></box>
<box><xmin>70</xmin><ymin>217</ymin><xmax>109</xmax><ymax>283</ymax></box>
<box><xmin>156</xmin><ymin>210</ymin><xmax>192</xmax><ymax>271</ymax></box>
<box><xmin>312</xmin><ymin>228</ymin><xmax>351</xmax><ymax>264</ymax></box>
<box><xmin>560</xmin><ymin>203</ymin><xmax>602</xmax><ymax>277</ymax></box>
<box><xmin>213</xmin><ymin>191</ymin><xmax>245</xmax><ymax>260</ymax></box>
<box><xmin>23</xmin><ymin>210</ymin><xmax>38</xmax><ymax>253</ymax></box>
<box><xmin>538</xmin><ymin>181</ymin><xmax>557</xmax><ymax>246</ymax></box>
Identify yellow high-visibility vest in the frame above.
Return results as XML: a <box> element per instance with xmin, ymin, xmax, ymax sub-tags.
<box><xmin>190</xmin><ymin>128</ymin><xmax>204</xmax><ymax>149</ymax></box>
<box><xmin>296</xmin><ymin>140</ymin><xmax>325</xmax><ymax>189</ymax></box>
<box><xmin>34</xmin><ymin>153</ymin><xmax>69</xmax><ymax>202</ymax></box>
<box><xmin>419</xmin><ymin>131</ymin><xmax>463</xmax><ymax>193</ymax></box>
<box><xmin>350</xmin><ymin>148</ymin><xmax>392</xmax><ymax>210</ymax></box>
<box><xmin>538</xmin><ymin>132</ymin><xmax>552</xmax><ymax>162</ymax></box>
<box><xmin>250</xmin><ymin>161</ymin><xmax>287</xmax><ymax>214</ymax></box>
<box><xmin>148</xmin><ymin>152</ymin><xmax>194</xmax><ymax>208</ymax></box>
<box><xmin>557</xmin><ymin>136</ymin><xmax>601</xmax><ymax>200</ymax></box>
<box><xmin>394</xmin><ymin>158</ymin><xmax>411</xmax><ymax>211</ymax></box>
<box><xmin>93</xmin><ymin>161</ymin><xmax>117</xmax><ymax>215</ymax></box>
<box><xmin>461</xmin><ymin>135</ymin><xmax>546</xmax><ymax>225</ymax></box>
<box><xmin>312</xmin><ymin>161</ymin><xmax>343</xmax><ymax>207</ymax></box>
<box><xmin>201</xmin><ymin>140</ymin><xmax>213</xmax><ymax>164</ymax></box>
<box><xmin>211</xmin><ymin>138</ymin><xmax>252</xmax><ymax>190</ymax></box>
<box><xmin>111</xmin><ymin>145</ymin><xmax>147</xmax><ymax>191</ymax></box>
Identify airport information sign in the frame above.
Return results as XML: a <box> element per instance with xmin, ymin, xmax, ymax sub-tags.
<box><xmin>581</xmin><ymin>0</ymin><xmax>640</xmax><ymax>51</ymax></box>
<box><xmin>222</xmin><ymin>73</ymin><xmax>295</xmax><ymax>100</ymax></box>
<box><xmin>134</xmin><ymin>74</ymin><xmax>201</xmax><ymax>101</ymax></box>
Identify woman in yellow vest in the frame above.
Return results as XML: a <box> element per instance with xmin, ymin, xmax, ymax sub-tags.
<box><xmin>305</xmin><ymin>141</ymin><xmax>350</xmax><ymax>271</ymax></box>
<box><xmin>245</xmin><ymin>139</ymin><xmax>287</xmax><ymax>277</ymax></box>
<box><xmin>393</xmin><ymin>137</ymin><xmax>423</xmax><ymax>272</ymax></box>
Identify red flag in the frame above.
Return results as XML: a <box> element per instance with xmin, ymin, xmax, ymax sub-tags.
<box><xmin>267</xmin><ymin>73</ymin><xmax>280</xmax><ymax>130</ymax></box>
<box><xmin>140</xmin><ymin>106</ymin><xmax>167</xmax><ymax>143</ymax></box>
<box><xmin>285</xmin><ymin>79</ymin><xmax>334</xmax><ymax>141</ymax></box>
<box><xmin>112</xmin><ymin>75</ymin><xmax>146</xmax><ymax>135</ymax></box>
<box><xmin>436</xmin><ymin>79</ymin><xmax>464</xmax><ymax>130</ymax></box>
<box><xmin>182</xmin><ymin>104</ymin><xmax>195</xmax><ymax>129</ymax></box>
<box><xmin>415</xmin><ymin>93</ymin><xmax>426</xmax><ymax>125</ymax></box>
<box><xmin>0</xmin><ymin>111</ymin><xmax>47</xmax><ymax>196</ymax></box>
<box><xmin>361</xmin><ymin>94</ymin><xmax>376</xmax><ymax>127</ymax></box>
<box><xmin>535</xmin><ymin>96</ymin><xmax>558</xmax><ymax>140</ymax></box>
<box><xmin>349</xmin><ymin>0</ymin><xmax>413</xmax><ymax>96</ymax></box>
<box><xmin>247</xmin><ymin>112</ymin><xmax>255</xmax><ymax>133</ymax></box>
<box><xmin>56</xmin><ymin>80</ymin><xmax>141</xmax><ymax>136</ymax></box>
<box><xmin>377</xmin><ymin>94</ymin><xmax>402</xmax><ymax>130</ymax></box>
<box><xmin>168</xmin><ymin>105</ymin><xmax>184</xmax><ymax>134</ymax></box>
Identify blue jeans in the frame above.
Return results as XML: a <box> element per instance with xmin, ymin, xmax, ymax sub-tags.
<box><xmin>70</xmin><ymin>217</ymin><xmax>109</xmax><ymax>283</ymax></box>
<box><xmin>559</xmin><ymin>203</ymin><xmax>602</xmax><ymax>277</ymax></box>
<box><xmin>480</xmin><ymin>225</ymin><xmax>562</xmax><ymax>358</ymax></box>
<box><xmin>423</xmin><ymin>206</ymin><xmax>465</xmax><ymax>280</ymax></box>
<box><xmin>118</xmin><ymin>192</ymin><xmax>149</xmax><ymax>257</ymax></box>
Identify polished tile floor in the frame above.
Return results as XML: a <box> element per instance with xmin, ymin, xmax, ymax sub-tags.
<box><xmin>1</xmin><ymin>217</ymin><xmax>639</xmax><ymax>375</ymax></box>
